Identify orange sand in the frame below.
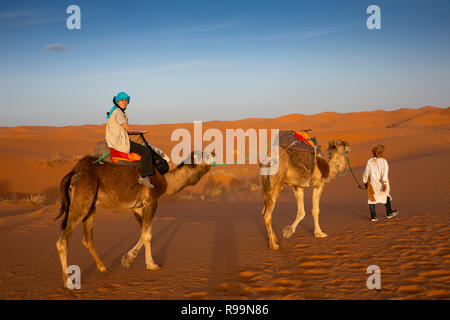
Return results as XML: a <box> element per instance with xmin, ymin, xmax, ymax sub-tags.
<box><xmin>0</xmin><ymin>106</ymin><xmax>449</xmax><ymax>299</ymax></box>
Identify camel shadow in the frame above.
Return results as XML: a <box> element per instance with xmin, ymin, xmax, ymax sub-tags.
<box><xmin>208</xmin><ymin>212</ymin><xmax>238</xmax><ymax>290</ymax></box>
<box><xmin>153</xmin><ymin>217</ymin><xmax>184</xmax><ymax>266</ymax></box>
<box><xmin>83</xmin><ymin>227</ymin><xmax>139</xmax><ymax>278</ymax></box>
<box><xmin>84</xmin><ymin>213</ymin><xmax>184</xmax><ymax>278</ymax></box>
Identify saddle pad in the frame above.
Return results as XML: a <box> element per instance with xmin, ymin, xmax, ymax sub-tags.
<box><xmin>93</xmin><ymin>140</ymin><xmax>141</xmax><ymax>167</ymax></box>
<box><xmin>279</xmin><ymin>130</ymin><xmax>320</xmax><ymax>153</ymax></box>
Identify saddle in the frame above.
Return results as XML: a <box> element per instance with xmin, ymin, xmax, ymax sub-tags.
<box><xmin>93</xmin><ymin>140</ymin><xmax>170</xmax><ymax>174</ymax></box>
<box><xmin>279</xmin><ymin>130</ymin><xmax>321</xmax><ymax>154</ymax></box>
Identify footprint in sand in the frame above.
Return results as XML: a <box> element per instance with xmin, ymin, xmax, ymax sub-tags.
<box><xmin>238</xmin><ymin>271</ymin><xmax>259</xmax><ymax>283</ymax></box>
<box><xmin>342</xmin><ymin>262</ymin><xmax>364</xmax><ymax>269</ymax></box>
<box><xmin>419</xmin><ymin>270</ymin><xmax>450</xmax><ymax>278</ymax></box>
<box><xmin>293</xmin><ymin>244</ymin><xmax>309</xmax><ymax>249</ymax></box>
<box><xmin>401</xmin><ymin>250</ymin><xmax>417</xmax><ymax>257</ymax></box>
<box><xmin>184</xmin><ymin>292</ymin><xmax>208</xmax><ymax>299</ymax></box>
<box><xmin>406</xmin><ymin>254</ymin><xmax>423</xmax><ymax>260</ymax></box>
<box><xmin>334</xmin><ymin>244</ymin><xmax>350</xmax><ymax>249</ymax></box>
<box><xmin>303</xmin><ymin>269</ymin><xmax>329</xmax><ymax>276</ymax></box>
<box><xmin>253</xmin><ymin>287</ymin><xmax>289</xmax><ymax>295</ymax></box>
<box><xmin>389</xmin><ymin>295</ymin><xmax>420</xmax><ymax>300</ymax></box>
<box><xmin>430</xmin><ymin>276</ymin><xmax>450</xmax><ymax>284</ymax></box>
<box><xmin>417</xmin><ymin>260</ymin><xmax>439</xmax><ymax>267</ymax></box>
<box><xmin>397</xmin><ymin>285</ymin><xmax>423</xmax><ymax>294</ymax></box>
<box><xmin>426</xmin><ymin>289</ymin><xmax>450</xmax><ymax>299</ymax></box>
<box><xmin>430</xmin><ymin>248</ymin><xmax>450</xmax><ymax>256</ymax></box>
<box><xmin>298</xmin><ymin>261</ymin><xmax>324</xmax><ymax>269</ymax></box>
<box><xmin>273</xmin><ymin>279</ymin><xmax>305</xmax><ymax>288</ymax></box>
<box><xmin>278</xmin><ymin>270</ymin><xmax>292</xmax><ymax>276</ymax></box>
<box><xmin>309</xmin><ymin>255</ymin><xmax>335</xmax><ymax>260</ymax></box>
<box><xmin>405</xmin><ymin>277</ymin><xmax>427</xmax><ymax>284</ymax></box>
<box><xmin>213</xmin><ymin>283</ymin><xmax>251</xmax><ymax>296</ymax></box>
<box><xmin>332</xmin><ymin>250</ymin><xmax>351</xmax><ymax>256</ymax></box>
<box><xmin>390</xmin><ymin>244</ymin><xmax>410</xmax><ymax>250</ymax></box>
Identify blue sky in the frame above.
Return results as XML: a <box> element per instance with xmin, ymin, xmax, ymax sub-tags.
<box><xmin>0</xmin><ymin>0</ymin><xmax>449</xmax><ymax>126</ymax></box>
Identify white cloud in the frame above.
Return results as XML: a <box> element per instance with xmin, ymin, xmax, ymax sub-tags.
<box><xmin>0</xmin><ymin>10</ymin><xmax>33</xmax><ymax>19</ymax></box>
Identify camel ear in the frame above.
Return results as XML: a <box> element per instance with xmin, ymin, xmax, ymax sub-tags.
<box><xmin>336</xmin><ymin>140</ymin><xmax>351</xmax><ymax>153</ymax></box>
<box><xmin>328</xmin><ymin>140</ymin><xmax>339</xmax><ymax>149</ymax></box>
<box><xmin>328</xmin><ymin>140</ymin><xmax>350</xmax><ymax>152</ymax></box>
<box><xmin>344</xmin><ymin>141</ymin><xmax>351</xmax><ymax>153</ymax></box>
<box><xmin>193</xmin><ymin>151</ymin><xmax>202</xmax><ymax>163</ymax></box>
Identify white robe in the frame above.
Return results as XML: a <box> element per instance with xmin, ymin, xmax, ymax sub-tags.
<box><xmin>362</xmin><ymin>157</ymin><xmax>391</xmax><ymax>204</ymax></box>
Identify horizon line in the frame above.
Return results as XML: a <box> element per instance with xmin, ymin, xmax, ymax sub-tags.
<box><xmin>0</xmin><ymin>105</ymin><xmax>445</xmax><ymax>128</ymax></box>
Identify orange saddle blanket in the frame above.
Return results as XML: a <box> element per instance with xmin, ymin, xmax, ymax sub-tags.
<box><xmin>109</xmin><ymin>148</ymin><xmax>141</xmax><ymax>163</ymax></box>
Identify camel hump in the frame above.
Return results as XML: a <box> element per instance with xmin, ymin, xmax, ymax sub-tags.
<box><xmin>316</xmin><ymin>156</ymin><xmax>329</xmax><ymax>178</ymax></box>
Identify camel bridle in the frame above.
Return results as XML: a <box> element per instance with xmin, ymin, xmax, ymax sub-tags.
<box><xmin>329</xmin><ymin>149</ymin><xmax>363</xmax><ymax>189</ymax></box>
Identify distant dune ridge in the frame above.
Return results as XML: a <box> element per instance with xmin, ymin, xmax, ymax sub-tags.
<box><xmin>0</xmin><ymin>105</ymin><xmax>447</xmax><ymax>202</ymax></box>
<box><xmin>0</xmin><ymin>106</ymin><xmax>449</xmax><ymax>299</ymax></box>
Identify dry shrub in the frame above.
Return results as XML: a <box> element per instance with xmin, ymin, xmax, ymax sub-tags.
<box><xmin>38</xmin><ymin>153</ymin><xmax>85</xmax><ymax>168</ymax></box>
<box><xmin>209</xmin><ymin>186</ymin><xmax>223</xmax><ymax>198</ymax></box>
<box><xmin>177</xmin><ymin>192</ymin><xmax>194</xmax><ymax>201</ymax></box>
<box><xmin>28</xmin><ymin>192</ymin><xmax>46</xmax><ymax>204</ymax></box>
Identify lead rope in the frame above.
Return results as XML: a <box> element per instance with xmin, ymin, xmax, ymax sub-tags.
<box><xmin>332</xmin><ymin>152</ymin><xmax>364</xmax><ymax>189</ymax></box>
<box><xmin>346</xmin><ymin>155</ymin><xmax>364</xmax><ymax>189</ymax></box>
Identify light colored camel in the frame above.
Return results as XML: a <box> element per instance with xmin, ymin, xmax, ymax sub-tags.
<box><xmin>260</xmin><ymin>140</ymin><xmax>350</xmax><ymax>249</ymax></box>
<box><xmin>55</xmin><ymin>151</ymin><xmax>214</xmax><ymax>288</ymax></box>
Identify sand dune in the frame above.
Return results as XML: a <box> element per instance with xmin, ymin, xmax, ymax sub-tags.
<box><xmin>0</xmin><ymin>106</ymin><xmax>449</xmax><ymax>299</ymax></box>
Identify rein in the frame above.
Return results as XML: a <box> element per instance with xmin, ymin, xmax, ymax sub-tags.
<box><xmin>331</xmin><ymin>151</ymin><xmax>363</xmax><ymax>188</ymax></box>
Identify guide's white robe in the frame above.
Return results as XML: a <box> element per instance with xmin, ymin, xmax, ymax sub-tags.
<box><xmin>362</xmin><ymin>157</ymin><xmax>391</xmax><ymax>204</ymax></box>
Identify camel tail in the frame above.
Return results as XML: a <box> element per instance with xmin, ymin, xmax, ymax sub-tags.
<box><xmin>55</xmin><ymin>170</ymin><xmax>76</xmax><ymax>230</ymax></box>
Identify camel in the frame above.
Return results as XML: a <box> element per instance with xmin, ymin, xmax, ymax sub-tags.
<box><xmin>260</xmin><ymin>139</ymin><xmax>351</xmax><ymax>249</ymax></box>
<box><xmin>55</xmin><ymin>150</ymin><xmax>214</xmax><ymax>288</ymax></box>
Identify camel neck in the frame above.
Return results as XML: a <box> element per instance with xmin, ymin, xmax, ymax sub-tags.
<box><xmin>164</xmin><ymin>164</ymin><xmax>211</xmax><ymax>195</ymax></box>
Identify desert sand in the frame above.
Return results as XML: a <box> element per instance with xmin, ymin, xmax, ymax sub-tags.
<box><xmin>0</xmin><ymin>106</ymin><xmax>449</xmax><ymax>299</ymax></box>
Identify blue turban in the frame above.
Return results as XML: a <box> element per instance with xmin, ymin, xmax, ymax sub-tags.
<box><xmin>114</xmin><ymin>91</ymin><xmax>130</xmax><ymax>103</ymax></box>
<box><xmin>107</xmin><ymin>91</ymin><xmax>131</xmax><ymax>119</ymax></box>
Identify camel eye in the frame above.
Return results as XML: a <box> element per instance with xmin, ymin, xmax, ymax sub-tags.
<box><xmin>193</xmin><ymin>152</ymin><xmax>202</xmax><ymax>163</ymax></box>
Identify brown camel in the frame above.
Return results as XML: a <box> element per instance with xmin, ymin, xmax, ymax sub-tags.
<box><xmin>260</xmin><ymin>139</ymin><xmax>351</xmax><ymax>249</ymax></box>
<box><xmin>55</xmin><ymin>150</ymin><xmax>214</xmax><ymax>288</ymax></box>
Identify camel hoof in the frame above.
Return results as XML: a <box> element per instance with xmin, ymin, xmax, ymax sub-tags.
<box><xmin>121</xmin><ymin>254</ymin><xmax>132</xmax><ymax>268</ymax></box>
<box><xmin>98</xmin><ymin>267</ymin><xmax>109</xmax><ymax>275</ymax></box>
<box><xmin>62</xmin><ymin>275</ymin><xmax>69</xmax><ymax>289</ymax></box>
<box><xmin>282</xmin><ymin>226</ymin><xmax>294</xmax><ymax>239</ymax></box>
<box><xmin>314</xmin><ymin>232</ymin><xmax>328</xmax><ymax>238</ymax></box>
<box><xmin>269</xmin><ymin>242</ymin><xmax>280</xmax><ymax>250</ymax></box>
<box><xmin>146</xmin><ymin>263</ymin><xmax>161</xmax><ymax>271</ymax></box>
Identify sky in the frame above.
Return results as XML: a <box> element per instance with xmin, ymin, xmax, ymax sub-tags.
<box><xmin>0</xmin><ymin>0</ymin><xmax>449</xmax><ymax>126</ymax></box>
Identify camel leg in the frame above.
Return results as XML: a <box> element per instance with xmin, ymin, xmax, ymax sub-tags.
<box><xmin>312</xmin><ymin>183</ymin><xmax>327</xmax><ymax>238</ymax></box>
<box><xmin>141</xmin><ymin>201</ymin><xmax>160</xmax><ymax>270</ymax></box>
<box><xmin>282</xmin><ymin>186</ymin><xmax>306</xmax><ymax>238</ymax></box>
<box><xmin>121</xmin><ymin>208</ymin><xmax>145</xmax><ymax>268</ymax></box>
<box><xmin>82</xmin><ymin>210</ymin><xmax>108</xmax><ymax>274</ymax></box>
<box><xmin>56</xmin><ymin>180</ymin><xmax>98</xmax><ymax>288</ymax></box>
<box><xmin>56</xmin><ymin>212</ymin><xmax>83</xmax><ymax>288</ymax></box>
<box><xmin>262</xmin><ymin>183</ymin><xmax>282</xmax><ymax>250</ymax></box>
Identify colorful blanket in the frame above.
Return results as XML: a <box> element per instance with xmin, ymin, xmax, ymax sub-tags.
<box><xmin>109</xmin><ymin>148</ymin><xmax>141</xmax><ymax>163</ymax></box>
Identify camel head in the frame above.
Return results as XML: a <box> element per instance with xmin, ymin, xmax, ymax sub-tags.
<box><xmin>164</xmin><ymin>150</ymin><xmax>216</xmax><ymax>196</ymax></box>
<box><xmin>179</xmin><ymin>150</ymin><xmax>216</xmax><ymax>167</ymax></box>
<box><xmin>327</xmin><ymin>139</ymin><xmax>351</xmax><ymax>156</ymax></box>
